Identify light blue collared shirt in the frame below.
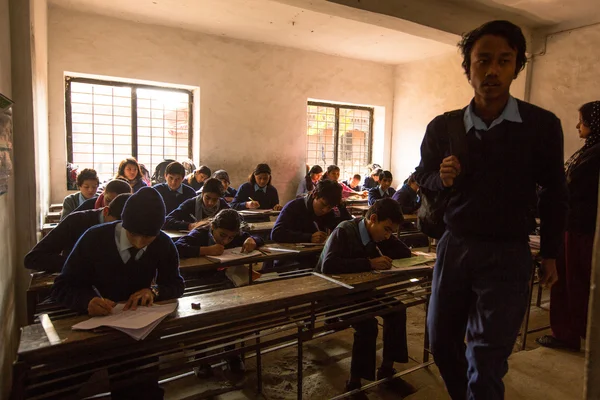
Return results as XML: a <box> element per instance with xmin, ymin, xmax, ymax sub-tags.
<box><xmin>169</xmin><ymin>184</ymin><xmax>183</xmax><ymax>194</ymax></box>
<box><xmin>78</xmin><ymin>192</ymin><xmax>86</xmax><ymax>207</ymax></box>
<box><xmin>254</xmin><ymin>184</ymin><xmax>267</xmax><ymax>193</ymax></box>
<box><xmin>358</xmin><ymin>219</ymin><xmax>371</xmax><ymax>247</ymax></box>
<box><xmin>114</xmin><ymin>222</ymin><xmax>146</xmax><ymax>264</ymax></box>
<box><xmin>464</xmin><ymin>95</ymin><xmax>522</xmax><ymax>133</ymax></box>
<box><xmin>378</xmin><ymin>186</ymin><xmax>391</xmax><ymax>197</ymax></box>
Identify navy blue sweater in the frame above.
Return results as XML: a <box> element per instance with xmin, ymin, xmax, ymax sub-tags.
<box><xmin>73</xmin><ymin>196</ymin><xmax>98</xmax><ymax>213</ymax></box>
<box><xmin>25</xmin><ymin>209</ymin><xmax>104</xmax><ymax>273</ymax></box>
<box><xmin>224</xmin><ymin>186</ymin><xmax>237</xmax><ymax>200</ymax></box>
<box><xmin>315</xmin><ymin>218</ymin><xmax>411</xmax><ymax>274</ymax></box>
<box><xmin>174</xmin><ymin>226</ymin><xmax>265</xmax><ymax>258</ymax></box>
<box><xmin>163</xmin><ymin>196</ymin><xmax>230</xmax><ymax>231</ymax></box>
<box><xmin>153</xmin><ymin>183</ymin><xmax>197</xmax><ymax>215</ymax></box>
<box><xmin>392</xmin><ymin>184</ymin><xmax>421</xmax><ymax>215</ymax></box>
<box><xmin>367</xmin><ymin>186</ymin><xmax>396</xmax><ymax>206</ymax></box>
<box><xmin>271</xmin><ymin>196</ymin><xmax>352</xmax><ymax>243</ymax></box>
<box><xmin>414</xmin><ymin>101</ymin><xmax>568</xmax><ymax>258</ymax></box>
<box><xmin>362</xmin><ymin>176</ymin><xmax>377</xmax><ymax>190</ymax></box>
<box><xmin>52</xmin><ymin>222</ymin><xmax>184</xmax><ymax>313</ymax></box>
<box><xmin>231</xmin><ymin>182</ymin><xmax>280</xmax><ymax>210</ymax></box>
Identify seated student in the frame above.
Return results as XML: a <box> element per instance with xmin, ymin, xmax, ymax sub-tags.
<box><xmin>60</xmin><ymin>168</ymin><xmax>99</xmax><ymax>220</ymax></box>
<box><xmin>362</xmin><ymin>167</ymin><xmax>382</xmax><ymax>190</ymax></box>
<box><xmin>212</xmin><ymin>169</ymin><xmax>237</xmax><ymax>202</ymax></box>
<box><xmin>163</xmin><ymin>178</ymin><xmax>230</xmax><ymax>231</ymax></box>
<box><xmin>230</xmin><ymin>163</ymin><xmax>283</xmax><ymax>210</ymax></box>
<box><xmin>116</xmin><ymin>157</ymin><xmax>148</xmax><ymax>193</ymax></box>
<box><xmin>153</xmin><ymin>161</ymin><xmax>197</xmax><ymax>214</ymax></box>
<box><xmin>322</xmin><ymin>165</ymin><xmax>367</xmax><ymax>199</ymax></box>
<box><xmin>296</xmin><ymin>165</ymin><xmax>323</xmax><ymax>197</ymax></box>
<box><xmin>342</xmin><ymin>174</ymin><xmax>362</xmax><ymax>191</ymax></box>
<box><xmin>184</xmin><ymin>165</ymin><xmax>211</xmax><ymax>192</ymax></box>
<box><xmin>315</xmin><ymin>198</ymin><xmax>414</xmax><ymax>398</ymax></box>
<box><xmin>25</xmin><ymin>194</ymin><xmax>131</xmax><ymax>273</ymax></box>
<box><xmin>75</xmin><ymin>179</ymin><xmax>132</xmax><ymax>212</ymax></box>
<box><xmin>52</xmin><ymin>187</ymin><xmax>184</xmax><ymax>399</ymax></box>
<box><xmin>392</xmin><ymin>174</ymin><xmax>421</xmax><ymax>215</ymax></box>
<box><xmin>368</xmin><ymin>170</ymin><xmax>396</xmax><ymax>206</ymax></box>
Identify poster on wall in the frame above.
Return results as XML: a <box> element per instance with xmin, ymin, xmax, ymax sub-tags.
<box><xmin>0</xmin><ymin>93</ymin><xmax>14</xmax><ymax>196</ymax></box>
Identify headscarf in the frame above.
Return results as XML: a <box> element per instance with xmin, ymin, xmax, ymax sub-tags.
<box><xmin>565</xmin><ymin>101</ymin><xmax>600</xmax><ymax>179</ymax></box>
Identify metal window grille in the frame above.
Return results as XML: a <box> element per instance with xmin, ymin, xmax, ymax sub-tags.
<box><xmin>306</xmin><ymin>101</ymin><xmax>373</xmax><ymax>180</ymax></box>
<box><xmin>65</xmin><ymin>76</ymin><xmax>193</xmax><ymax>184</ymax></box>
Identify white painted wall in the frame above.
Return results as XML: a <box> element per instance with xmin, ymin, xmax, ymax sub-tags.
<box><xmin>529</xmin><ymin>24</ymin><xmax>600</xmax><ymax>161</ymax></box>
<box><xmin>390</xmin><ymin>51</ymin><xmax>528</xmax><ymax>184</ymax></box>
<box><xmin>47</xmin><ymin>6</ymin><xmax>395</xmax><ymax>204</ymax></box>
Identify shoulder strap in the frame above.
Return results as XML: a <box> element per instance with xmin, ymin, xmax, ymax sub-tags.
<box><xmin>444</xmin><ymin>109</ymin><xmax>468</xmax><ymax>175</ymax></box>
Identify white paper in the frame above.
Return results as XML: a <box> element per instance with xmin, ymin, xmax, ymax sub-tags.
<box><xmin>205</xmin><ymin>247</ymin><xmax>262</xmax><ymax>263</ymax></box>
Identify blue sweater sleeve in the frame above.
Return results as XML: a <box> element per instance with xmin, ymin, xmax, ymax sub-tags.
<box><xmin>230</xmin><ymin>183</ymin><xmax>251</xmax><ymax>210</ymax></box>
<box><xmin>271</xmin><ymin>201</ymin><xmax>313</xmax><ymax>243</ymax></box>
<box><xmin>368</xmin><ymin>188</ymin><xmax>379</xmax><ymax>206</ymax></box>
<box><xmin>24</xmin><ymin>216</ymin><xmax>77</xmax><ymax>272</ymax></box>
<box><xmin>413</xmin><ymin>116</ymin><xmax>448</xmax><ymax>192</ymax></box>
<box><xmin>155</xmin><ymin>235</ymin><xmax>185</xmax><ymax>301</ymax></box>
<box><xmin>174</xmin><ymin>228</ymin><xmax>209</xmax><ymax>258</ymax></box>
<box><xmin>163</xmin><ymin>197</ymin><xmax>196</xmax><ymax>230</ymax></box>
<box><xmin>319</xmin><ymin>228</ymin><xmax>371</xmax><ymax>274</ymax></box>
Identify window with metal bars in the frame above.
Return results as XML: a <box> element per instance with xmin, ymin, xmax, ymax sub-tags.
<box><xmin>306</xmin><ymin>101</ymin><xmax>373</xmax><ymax>180</ymax></box>
<box><xmin>65</xmin><ymin>76</ymin><xmax>193</xmax><ymax>186</ymax></box>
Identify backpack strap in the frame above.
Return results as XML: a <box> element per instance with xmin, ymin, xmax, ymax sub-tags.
<box><xmin>444</xmin><ymin>109</ymin><xmax>468</xmax><ymax>177</ymax></box>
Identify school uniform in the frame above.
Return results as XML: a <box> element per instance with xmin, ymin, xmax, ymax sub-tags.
<box><xmin>230</xmin><ymin>182</ymin><xmax>279</xmax><ymax>210</ymax></box>
<box><xmin>25</xmin><ymin>209</ymin><xmax>105</xmax><ymax>273</ymax></box>
<box><xmin>296</xmin><ymin>179</ymin><xmax>318</xmax><ymax>197</ymax></box>
<box><xmin>61</xmin><ymin>192</ymin><xmax>93</xmax><ymax>220</ymax></box>
<box><xmin>183</xmin><ymin>178</ymin><xmax>204</xmax><ymax>192</ymax></box>
<box><xmin>342</xmin><ymin>180</ymin><xmax>361</xmax><ymax>191</ymax></box>
<box><xmin>153</xmin><ymin>183</ymin><xmax>197</xmax><ymax>215</ymax></box>
<box><xmin>174</xmin><ymin>225</ymin><xmax>265</xmax><ymax>259</ymax></box>
<box><xmin>224</xmin><ymin>186</ymin><xmax>237</xmax><ymax>200</ymax></box>
<box><xmin>163</xmin><ymin>196</ymin><xmax>230</xmax><ymax>231</ymax></box>
<box><xmin>414</xmin><ymin>97</ymin><xmax>568</xmax><ymax>399</ymax></box>
<box><xmin>392</xmin><ymin>184</ymin><xmax>421</xmax><ymax>215</ymax></box>
<box><xmin>367</xmin><ymin>186</ymin><xmax>396</xmax><ymax>206</ymax></box>
<box><xmin>315</xmin><ymin>218</ymin><xmax>411</xmax><ymax>380</ymax></box>
<box><xmin>72</xmin><ymin>195</ymin><xmax>99</xmax><ymax>213</ymax></box>
<box><xmin>362</xmin><ymin>176</ymin><xmax>377</xmax><ymax>190</ymax></box>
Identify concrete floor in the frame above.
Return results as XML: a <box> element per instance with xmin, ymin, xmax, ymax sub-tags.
<box><xmin>161</xmin><ymin>290</ymin><xmax>585</xmax><ymax>400</ymax></box>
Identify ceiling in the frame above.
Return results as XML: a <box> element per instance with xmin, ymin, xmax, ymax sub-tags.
<box><xmin>48</xmin><ymin>0</ymin><xmax>456</xmax><ymax>65</ymax></box>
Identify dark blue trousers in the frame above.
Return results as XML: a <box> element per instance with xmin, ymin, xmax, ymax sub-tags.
<box><xmin>428</xmin><ymin>230</ymin><xmax>532</xmax><ymax>400</ymax></box>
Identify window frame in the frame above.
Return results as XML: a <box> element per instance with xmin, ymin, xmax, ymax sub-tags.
<box><xmin>65</xmin><ymin>76</ymin><xmax>194</xmax><ymax>170</ymax></box>
<box><xmin>306</xmin><ymin>100</ymin><xmax>374</xmax><ymax>167</ymax></box>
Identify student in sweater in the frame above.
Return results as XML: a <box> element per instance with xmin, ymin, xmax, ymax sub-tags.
<box><xmin>116</xmin><ymin>157</ymin><xmax>148</xmax><ymax>193</ymax></box>
<box><xmin>74</xmin><ymin>179</ymin><xmax>132</xmax><ymax>212</ymax></box>
<box><xmin>212</xmin><ymin>169</ymin><xmax>237</xmax><ymax>202</ymax></box>
<box><xmin>231</xmin><ymin>163</ymin><xmax>282</xmax><ymax>210</ymax></box>
<box><xmin>321</xmin><ymin>165</ymin><xmax>367</xmax><ymax>199</ymax></box>
<box><xmin>368</xmin><ymin>170</ymin><xmax>396</xmax><ymax>206</ymax></box>
<box><xmin>414</xmin><ymin>21</ymin><xmax>568</xmax><ymax>400</ymax></box>
<box><xmin>362</xmin><ymin>168</ymin><xmax>382</xmax><ymax>190</ymax></box>
<box><xmin>342</xmin><ymin>174</ymin><xmax>362</xmax><ymax>191</ymax></box>
<box><xmin>296</xmin><ymin>165</ymin><xmax>323</xmax><ymax>197</ymax></box>
<box><xmin>392</xmin><ymin>174</ymin><xmax>421</xmax><ymax>215</ymax></box>
<box><xmin>25</xmin><ymin>194</ymin><xmax>131</xmax><ymax>273</ymax></box>
<box><xmin>153</xmin><ymin>161</ymin><xmax>197</xmax><ymax>214</ymax></box>
<box><xmin>184</xmin><ymin>165</ymin><xmax>211</xmax><ymax>192</ymax></box>
<box><xmin>163</xmin><ymin>178</ymin><xmax>230</xmax><ymax>231</ymax></box>
<box><xmin>315</xmin><ymin>199</ymin><xmax>413</xmax><ymax>398</ymax></box>
<box><xmin>60</xmin><ymin>168</ymin><xmax>99</xmax><ymax>220</ymax></box>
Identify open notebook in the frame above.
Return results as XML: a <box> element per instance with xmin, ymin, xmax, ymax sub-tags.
<box><xmin>205</xmin><ymin>247</ymin><xmax>262</xmax><ymax>263</ymax></box>
<box><xmin>378</xmin><ymin>255</ymin><xmax>436</xmax><ymax>273</ymax></box>
<box><xmin>72</xmin><ymin>302</ymin><xmax>178</xmax><ymax>340</ymax></box>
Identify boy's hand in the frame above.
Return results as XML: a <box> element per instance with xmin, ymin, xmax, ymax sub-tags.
<box><xmin>203</xmin><ymin>243</ymin><xmax>225</xmax><ymax>256</ymax></box>
<box><xmin>370</xmin><ymin>256</ymin><xmax>393</xmax><ymax>270</ymax></box>
<box><xmin>246</xmin><ymin>201</ymin><xmax>260</xmax><ymax>209</ymax></box>
<box><xmin>539</xmin><ymin>259</ymin><xmax>558</xmax><ymax>288</ymax></box>
<box><xmin>124</xmin><ymin>288</ymin><xmax>154</xmax><ymax>311</ymax></box>
<box><xmin>440</xmin><ymin>156</ymin><xmax>461</xmax><ymax>187</ymax></box>
<box><xmin>88</xmin><ymin>297</ymin><xmax>116</xmax><ymax>316</ymax></box>
<box><xmin>311</xmin><ymin>231</ymin><xmax>328</xmax><ymax>243</ymax></box>
<box><xmin>273</xmin><ymin>204</ymin><xmax>283</xmax><ymax>211</ymax></box>
<box><xmin>242</xmin><ymin>237</ymin><xmax>257</xmax><ymax>253</ymax></box>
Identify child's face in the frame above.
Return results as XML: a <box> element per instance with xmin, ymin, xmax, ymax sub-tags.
<box><xmin>123</xmin><ymin>164</ymin><xmax>138</xmax><ymax>181</ymax></box>
<box><xmin>125</xmin><ymin>230</ymin><xmax>157</xmax><ymax>249</ymax></box>
<box><xmin>202</xmin><ymin>192</ymin><xmax>220</xmax><ymax>208</ymax></box>
<box><xmin>165</xmin><ymin>174</ymin><xmax>184</xmax><ymax>191</ymax></box>
<box><xmin>219</xmin><ymin>179</ymin><xmax>230</xmax><ymax>190</ymax></box>
<box><xmin>380</xmin><ymin>178</ymin><xmax>392</xmax><ymax>191</ymax></box>
<box><xmin>366</xmin><ymin>215</ymin><xmax>399</xmax><ymax>242</ymax></box>
<box><xmin>350</xmin><ymin>177</ymin><xmax>360</xmax><ymax>187</ymax></box>
<box><xmin>328</xmin><ymin>170</ymin><xmax>340</xmax><ymax>181</ymax></box>
<box><xmin>195</xmin><ymin>171</ymin><xmax>208</xmax><ymax>183</ymax></box>
<box><xmin>313</xmin><ymin>196</ymin><xmax>333</xmax><ymax>217</ymax></box>
<box><xmin>80</xmin><ymin>179</ymin><xmax>98</xmax><ymax>199</ymax></box>
<box><xmin>372</xmin><ymin>174</ymin><xmax>380</xmax><ymax>182</ymax></box>
<box><xmin>212</xmin><ymin>227</ymin><xmax>238</xmax><ymax>246</ymax></box>
<box><xmin>254</xmin><ymin>173</ymin><xmax>270</xmax><ymax>188</ymax></box>
<box><xmin>310</xmin><ymin>172</ymin><xmax>323</xmax><ymax>182</ymax></box>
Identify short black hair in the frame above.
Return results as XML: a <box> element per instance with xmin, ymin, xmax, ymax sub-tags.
<box><xmin>458</xmin><ymin>20</ymin><xmax>527</xmax><ymax>79</ymax></box>
<box><xmin>197</xmin><ymin>165</ymin><xmax>211</xmax><ymax>176</ymax></box>
<box><xmin>379</xmin><ymin>170</ymin><xmax>393</xmax><ymax>181</ymax></box>
<box><xmin>105</xmin><ymin>179</ymin><xmax>132</xmax><ymax>195</ymax></box>
<box><xmin>202</xmin><ymin>178</ymin><xmax>225</xmax><ymax>196</ymax></box>
<box><xmin>370</xmin><ymin>168</ymin><xmax>382</xmax><ymax>177</ymax></box>
<box><xmin>313</xmin><ymin>180</ymin><xmax>343</xmax><ymax>207</ymax></box>
<box><xmin>321</xmin><ymin>165</ymin><xmax>340</xmax><ymax>181</ymax></box>
<box><xmin>212</xmin><ymin>209</ymin><xmax>241</xmax><ymax>232</ymax></box>
<box><xmin>107</xmin><ymin>193</ymin><xmax>132</xmax><ymax>218</ymax></box>
<box><xmin>165</xmin><ymin>161</ymin><xmax>186</xmax><ymax>177</ymax></box>
<box><xmin>352</xmin><ymin>174</ymin><xmax>361</xmax><ymax>180</ymax></box>
<box><xmin>365</xmin><ymin>198</ymin><xmax>404</xmax><ymax>225</ymax></box>
<box><xmin>77</xmin><ymin>168</ymin><xmax>99</xmax><ymax>187</ymax></box>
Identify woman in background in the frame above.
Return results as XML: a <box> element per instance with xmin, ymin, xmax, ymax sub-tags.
<box><xmin>296</xmin><ymin>165</ymin><xmax>323</xmax><ymax>197</ymax></box>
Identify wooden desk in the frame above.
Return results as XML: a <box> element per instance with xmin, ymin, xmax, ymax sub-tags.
<box><xmin>45</xmin><ymin>211</ymin><xmax>61</xmax><ymax>223</ymax></box>
<box><xmin>239</xmin><ymin>210</ymin><xmax>280</xmax><ymax>218</ymax></box>
<box><xmin>13</xmin><ymin>268</ymin><xmax>433</xmax><ymax>400</ymax></box>
<box><xmin>344</xmin><ymin>196</ymin><xmax>368</xmax><ymax>205</ymax></box>
<box><xmin>49</xmin><ymin>204</ymin><xmax>63</xmax><ymax>212</ymax></box>
<box><xmin>404</xmin><ymin>213</ymin><xmax>418</xmax><ymax>223</ymax></box>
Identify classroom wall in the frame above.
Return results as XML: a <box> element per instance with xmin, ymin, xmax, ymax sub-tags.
<box><xmin>529</xmin><ymin>24</ymin><xmax>600</xmax><ymax>161</ymax></box>
<box><xmin>0</xmin><ymin>0</ymin><xmax>16</xmax><ymax>395</ymax></box>
<box><xmin>47</xmin><ymin>6</ymin><xmax>396</xmax><ymax>204</ymax></box>
<box><xmin>390</xmin><ymin>51</ymin><xmax>528</xmax><ymax>184</ymax></box>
